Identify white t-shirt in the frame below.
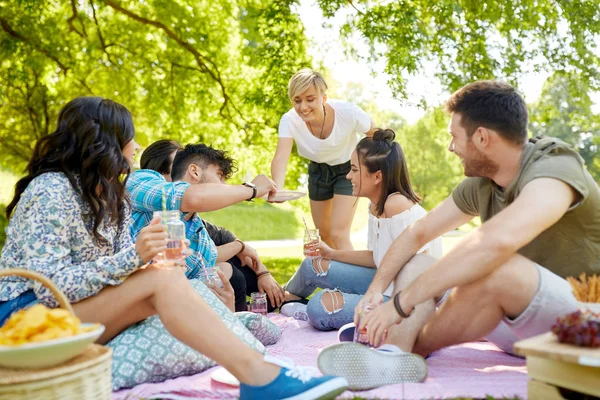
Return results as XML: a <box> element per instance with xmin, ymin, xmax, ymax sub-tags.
<box><xmin>367</xmin><ymin>203</ymin><xmax>444</xmax><ymax>297</ymax></box>
<box><xmin>278</xmin><ymin>100</ymin><xmax>371</xmax><ymax>165</ymax></box>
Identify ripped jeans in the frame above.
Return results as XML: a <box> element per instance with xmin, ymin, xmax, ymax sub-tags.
<box><xmin>284</xmin><ymin>257</ymin><xmax>389</xmax><ymax>331</ymax></box>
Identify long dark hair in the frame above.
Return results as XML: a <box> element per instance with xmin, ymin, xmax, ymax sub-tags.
<box><xmin>356</xmin><ymin>128</ymin><xmax>420</xmax><ymax>216</ymax></box>
<box><xmin>6</xmin><ymin>97</ymin><xmax>135</xmax><ymax>242</ymax></box>
<box><xmin>141</xmin><ymin>139</ymin><xmax>183</xmax><ymax>175</ymax></box>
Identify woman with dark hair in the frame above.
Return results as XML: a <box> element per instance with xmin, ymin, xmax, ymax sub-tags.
<box><xmin>139</xmin><ymin>139</ymin><xmax>181</xmax><ymax>179</ymax></box>
<box><xmin>0</xmin><ymin>97</ymin><xmax>348</xmax><ymax>399</ymax></box>
<box><xmin>282</xmin><ymin>129</ymin><xmax>442</xmax><ymax>345</ymax></box>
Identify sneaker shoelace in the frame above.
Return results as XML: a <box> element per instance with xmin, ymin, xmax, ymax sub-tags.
<box><xmin>284</xmin><ymin>365</ymin><xmax>320</xmax><ymax>383</ymax></box>
<box><xmin>264</xmin><ymin>355</ymin><xmax>320</xmax><ymax>383</ymax></box>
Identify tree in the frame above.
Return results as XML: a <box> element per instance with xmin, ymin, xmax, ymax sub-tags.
<box><xmin>316</xmin><ymin>0</ymin><xmax>600</xmax><ymax>98</ymax></box>
<box><xmin>0</xmin><ymin>0</ymin><xmax>311</xmax><ymax>188</ymax></box>
<box><xmin>529</xmin><ymin>72</ymin><xmax>600</xmax><ymax>182</ymax></box>
<box><xmin>396</xmin><ymin>108</ymin><xmax>463</xmax><ymax>210</ymax></box>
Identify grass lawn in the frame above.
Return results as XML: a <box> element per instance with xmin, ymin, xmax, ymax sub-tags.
<box><xmin>201</xmin><ymin>196</ymin><xmax>371</xmax><ymax>241</ymax></box>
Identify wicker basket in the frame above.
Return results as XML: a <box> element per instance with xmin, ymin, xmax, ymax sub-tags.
<box><xmin>0</xmin><ymin>269</ymin><xmax>112</xmax><ymax>400</ymax></box>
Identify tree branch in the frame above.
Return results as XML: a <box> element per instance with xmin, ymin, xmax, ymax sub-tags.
<box><xmin>0</xmin><ymin>18</ymin><xmax>69</xmax><ymax>73</ymax></box>
<box><xmin>347</xmin><ymin>0</ymin><xmax>364</xmax><ymax>15</ymax></box>
<box><xmin>90</xmin><ymin>0</ymin><xmax>114</xmax><ymax>63</ymax></box>
<box><xmin>102</xmin><ymin>0</ymin><xmax>245</xmax><ymax>126</ymax></box>
<box><xmin>68</xmin><ymin>0</ymin><xmax>87</xmax><ymax>38</ymax></box>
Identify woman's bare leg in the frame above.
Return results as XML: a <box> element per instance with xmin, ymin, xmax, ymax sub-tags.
<box><xmin>73</xmin><ymin>265</ymin><xmax>279</xmax><ymax>386</ymax></box>
<box><xmin>329</xmin><ymin>194</ymin><xmax>357</xmax><ymax>250</ymax></box>
<box><xmin>310</xmin><ymin>198</ymin><xmax>333</xmax><ymax>247</ymax></box>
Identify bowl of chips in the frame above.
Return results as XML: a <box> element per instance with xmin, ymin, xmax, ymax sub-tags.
<box><xmin>0</xmin><ymin>269</ymin><xmax>104</xmax><ymax>369</ymax></box>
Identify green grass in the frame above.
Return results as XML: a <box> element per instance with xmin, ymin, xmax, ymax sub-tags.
<box><xmin>201</xmin><ymin>196</ymin><xmax>371</xmax><ymax>241</ymax></box>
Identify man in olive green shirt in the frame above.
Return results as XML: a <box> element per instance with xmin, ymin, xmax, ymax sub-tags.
<box><xmin>318</xmin><ymin>80</ymin><xmax>600</xmax><ymax>389</ymax></box>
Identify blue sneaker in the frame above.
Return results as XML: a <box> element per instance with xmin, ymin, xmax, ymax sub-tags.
<box><xmin>318</xmin><ymin>343</ymin><xmax>427</xmax><ymax>390</ymax></box>
<box><xmin>240</xmin><ymin>356</ymin><xmax>348</xmax><ymax>400</ymax></box>
<box><xmin>337</xmin><ymin>322</ymin><xmax>355</xmax><ymax>342</ymax></box>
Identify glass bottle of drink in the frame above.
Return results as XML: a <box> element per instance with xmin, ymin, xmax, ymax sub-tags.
<box><xmin>354</xmin><ymin>302</ymin><xmax>376</xmax><ymax>345</ymax></box>
<box><xmin>154</xmin><ymin>210</ymin><xmax>186</xmax><ymax>264</ymax></box>
<box><xmin>207</xmin><ymin>266</ymin><xmax>224</xmax><ymax>288</ymax></box>
<box><xmin>303</xmin><ymin>229</ymin><xmax>320</xmax><ymax>257</ymax></box>
<box><xmin>251</xmin><ymin>292</ymin><xmax>268</xmax><ymax>316</ymax></box>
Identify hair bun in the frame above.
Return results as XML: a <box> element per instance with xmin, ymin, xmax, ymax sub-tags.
<box><xmin>372</xmin><ymin>128</ymin><xmax>396</xmax><ymax>142</ymax></box>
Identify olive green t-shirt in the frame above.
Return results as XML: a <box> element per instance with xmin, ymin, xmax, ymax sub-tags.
<box><xmin>452</xmin><ymin>136</ymin><xmax>600</xmax><ymax>279</ymax></box>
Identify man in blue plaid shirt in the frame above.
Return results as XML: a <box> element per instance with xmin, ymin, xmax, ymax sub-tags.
<box><xmin>127</xmin><ymin>141</ymin><xmax>279</xmax><ymax>309</ymax></box>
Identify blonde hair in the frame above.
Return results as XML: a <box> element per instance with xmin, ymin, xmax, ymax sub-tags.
<box><xmin>288</xmin><ymin>69</ymin><xmax>328</xmax><ymax>101</ymax></box>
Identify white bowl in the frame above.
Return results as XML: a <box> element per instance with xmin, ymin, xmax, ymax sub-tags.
<box><xmin>578</xmin><ymin>302</ymin><xmax>600</xmax><ymax>314</ymax></box>
<box><xmin>0</xmin><ymin>323</ymin><xmax>105</xmax><ymax>369</ymax></box>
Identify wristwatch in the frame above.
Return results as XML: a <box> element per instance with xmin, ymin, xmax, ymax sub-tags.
<box><xmin>242</xmin><ymin>182</ymin><xmax>257</xmax><ymax>201</ymax></box>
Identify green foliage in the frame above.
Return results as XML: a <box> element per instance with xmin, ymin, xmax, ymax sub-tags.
<box><xmin>529</xmin><ymin>72</ymin><xmax>600</xmax><ymax>182</ymax></box>
<box><xmin>316</xmin><ymin>0</ymin><xmax>600</xmax><ymax>99</ymax></box>
<box><xmin>396</xmin><ymin>108</ymin><xmax>463</xmax><ymax>210</ymax></box>
<box><xmin>0</xmin><ymin>0</ymin><xmax>311</xmax><ymax>187</ymax></box>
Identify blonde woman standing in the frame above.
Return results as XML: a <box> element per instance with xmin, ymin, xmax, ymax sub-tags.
<box><xmin>271</xmin><ymin>69</ymin><xmax>376</xmax><ymax>249</ymax></box>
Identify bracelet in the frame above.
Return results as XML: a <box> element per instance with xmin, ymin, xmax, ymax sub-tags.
<box><xmin>235</xmin><ymin>239</ymin><xmax>245</xmax><ymax>254</ymax></box>
<box><xmin>256</xmin><ymin>271</ymin><xmax>271</xmax><ymax>279</ymax></box>
<box><xmin>393</xmin><ymin>291</ymin><xmax>412</xmax><ymax>319</ymax></box>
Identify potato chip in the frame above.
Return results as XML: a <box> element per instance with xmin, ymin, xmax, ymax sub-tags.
<box><xmin>0</xmin><ymin>304</ymin><xmax>99</xmax><ymax>346</ymax></box>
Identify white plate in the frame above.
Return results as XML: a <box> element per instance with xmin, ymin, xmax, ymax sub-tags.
<box><xmin>267</xmin><ymin>190</ymin><xmax>306</xmax><ymax>202</ymax></box>
<box><xmin>211</xmin><ymin>367</ymin><xmax>240</xmax><ymax>386</ymax></box>
<box><xmin>0</xmin><ymin>323</ymin><xmax>104</xmax><ymax>369</ymax></box>
<box><xmin>578</xmin><ymin>302</ymin><xmax>600</xmax><ymax>314</ymax></box>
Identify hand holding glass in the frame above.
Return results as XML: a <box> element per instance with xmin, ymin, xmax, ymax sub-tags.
<box><xmin>303</xmin><ymin>229</ymin><xmax>320</xmax><ymax>257</ymax></box>
<box><xmin>153</xmin><ymin>211</ymin><xmax>188</xmax><ymax>265</ymax></box>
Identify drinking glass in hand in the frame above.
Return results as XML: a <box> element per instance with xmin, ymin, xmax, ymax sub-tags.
<box><xmin>153</xmin><ymin>210</ymin><xmax>187</xmax><ymax>265</ymax></box>
<box><xmin>354</xmin><ymin>302</ymin><xmax>376</xmax><ymax>346</ymax></box>
<box><xmin>303</xmin><ymin>229</ymin><xmax>320</xmax><ymax>257</ymax></box>
<box><xmin>250</xmin><ymin>292</ymin><xmax>268</xmax><ymax>316</ymax></box>
<box><xmin>199</xmin><ymin>266</ymin><xmax>224</xmax><ymax>288</ymax></box>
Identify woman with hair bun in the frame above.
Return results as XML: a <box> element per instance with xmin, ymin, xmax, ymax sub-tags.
<box><xmin>271</xmin><ymin>68</ymin><xmax>376</xmax><ymax>250</ymax></box>
<box><xmin>282</xmin><ymin>129</ymin><xmax>443</xmax><ymax>353</ymax></box>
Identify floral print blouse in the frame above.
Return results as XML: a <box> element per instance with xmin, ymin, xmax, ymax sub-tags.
<box><xmin>0</xmin><ymin>172</ymin><xmax>143</xmax><ymax>307</ymax></box>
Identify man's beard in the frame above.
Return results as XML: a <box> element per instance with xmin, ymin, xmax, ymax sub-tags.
<box><xmin>462</xmin><ymin>142</ymin><xmax>499</xmax><ymax>178</ymax></box>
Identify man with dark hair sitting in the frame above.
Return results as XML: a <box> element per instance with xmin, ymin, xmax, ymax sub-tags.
<box><xmin>318</xmin><ymin>80</ymin><xmax>600</xmax><ymax>389</ymax></box>
<box><xmin>127</xmin><ymin>140</ymin><xmax>284</xmax><ymax>312</ymax></box>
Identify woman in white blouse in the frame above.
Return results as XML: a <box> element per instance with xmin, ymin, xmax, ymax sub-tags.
<box><xmin>270</xmin><ymin>69</ymin><xmax>376</xmax><ymax>250</ymax></box>
<box><xmin>282</xmin><ymin>129</ymin><xmax>443</xmax><ymax>345</ymax></box>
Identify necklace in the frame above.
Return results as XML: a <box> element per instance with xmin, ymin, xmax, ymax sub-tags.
<box><xmin>308</xmin><ymin>105</ymin><xmax>327</xmax><ymax>139</ymax></box>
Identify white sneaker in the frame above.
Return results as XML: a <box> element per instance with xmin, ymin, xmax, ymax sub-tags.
<box><xmin>280</xmin><ymin>303</ymin><xmax>309</xmax><ymax>322</ymax></box>
<box><xmin>318</xmin><ymin>342</ymin><xmax>427</xmax><ymax>390</ymax></box>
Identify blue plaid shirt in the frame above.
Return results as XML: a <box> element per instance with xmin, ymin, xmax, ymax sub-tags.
<box><xmin>127</xmin><ymin>169</ymin><xmax>218</xmax><ymax>279</ymax></box>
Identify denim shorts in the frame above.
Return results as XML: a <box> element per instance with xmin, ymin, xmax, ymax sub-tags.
<box><xmin>307</xmin><ymin>161</ymin><xmax>353</xmax><ymax>201</ymax></box>
<box><xmin>0</xmin><ymin>291</ymin><xmax>38</xmax><ymax>326</ymax></box>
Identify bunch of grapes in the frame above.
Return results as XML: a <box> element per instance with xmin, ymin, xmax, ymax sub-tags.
<box><xmin>552</xmin><ymin>310</ymin><xmax>600</xmax><ymax>347</ymax></box>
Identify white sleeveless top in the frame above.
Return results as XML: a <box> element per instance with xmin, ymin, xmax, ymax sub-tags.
<box><xmin>367</xmin><ymin>202</ymin><xmax>443</xmax><ymax>297</ymax></box>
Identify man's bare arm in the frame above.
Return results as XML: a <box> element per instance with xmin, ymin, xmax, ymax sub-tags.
<box><xmin>367</xmin><ymin>196</ymin><xmax>474</xmax><ymax>295</ymax></box>
<box><xmin>400</xmin><ymin>178</ymin><xmax>577</xmax><ymax>312</ymax></box>
<box><xmin>180</xmin><ymin>174</ymin><xmax>277</xmax><ymax>212</ymax></box>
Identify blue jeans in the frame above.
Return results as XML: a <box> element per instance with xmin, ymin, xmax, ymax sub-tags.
<box><xmin>0</xmin><ymin>291</ymin><xmax>38</xmax><ymax>326</ymax></box>
<box><xmin>284</xmin><ymin>258</ymin><xmax>389</xmax><ymax>331</ymax></box>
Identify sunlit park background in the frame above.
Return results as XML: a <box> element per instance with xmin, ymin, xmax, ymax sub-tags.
<box><xmin>1</xmin><ymin>0</ymin><xmax>599</xmax><ymax>284</ymax></box>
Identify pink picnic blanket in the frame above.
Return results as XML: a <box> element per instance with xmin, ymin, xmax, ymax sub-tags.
<box><xmin>113</xmin><ymin>314</ymin><xmax>528</xmax><ymax>399</ymax></box>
